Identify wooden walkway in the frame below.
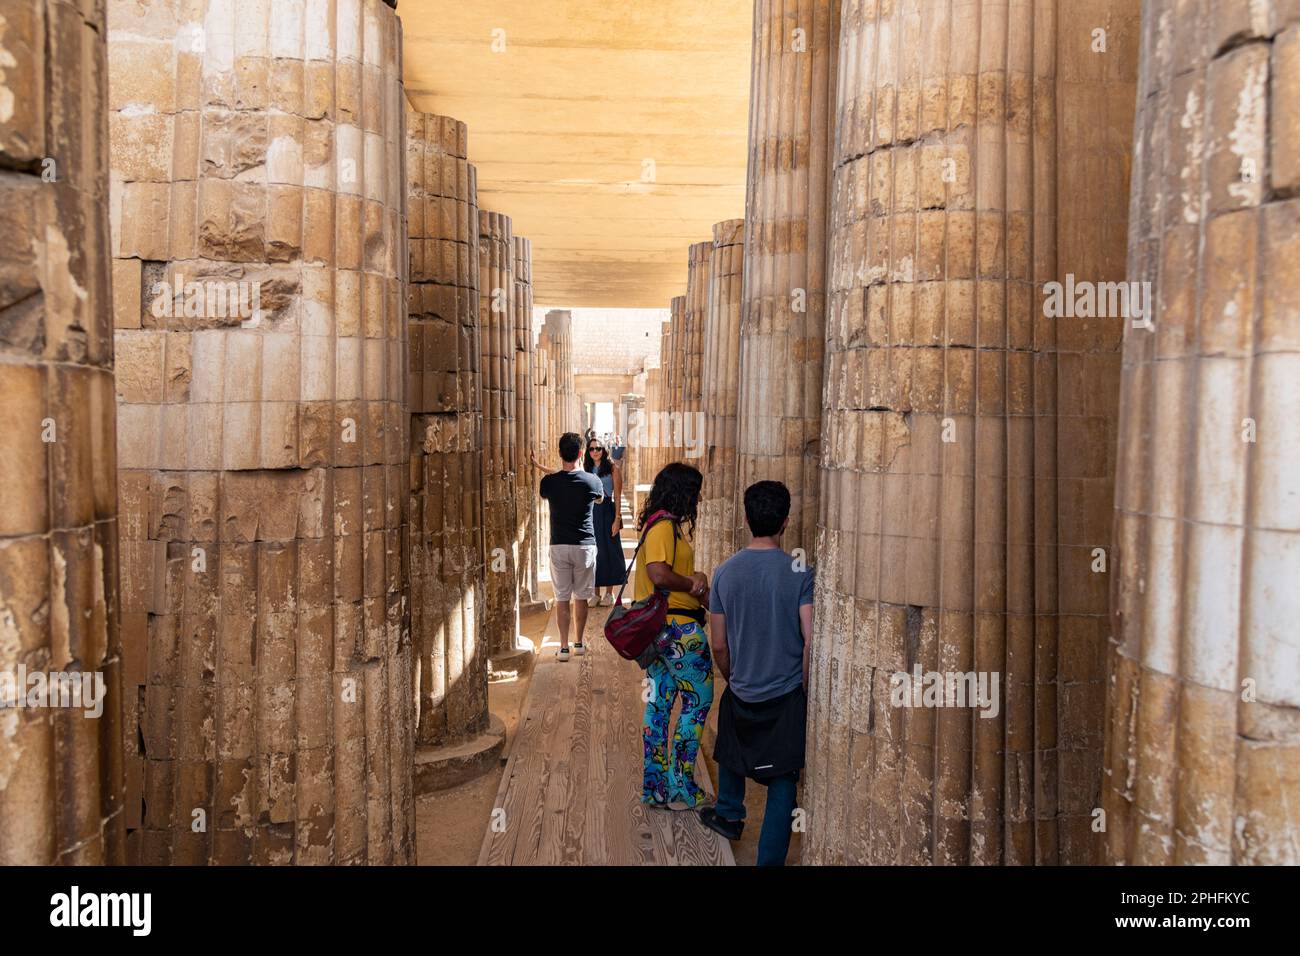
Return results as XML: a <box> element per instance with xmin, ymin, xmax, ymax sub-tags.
<box><xmin>477</xmin><ymin>604</ymin><xmax>735</xmax><ymax>866</ymax></box>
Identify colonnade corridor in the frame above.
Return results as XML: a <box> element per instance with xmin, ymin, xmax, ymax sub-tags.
<box><xmin>1</xmin><ymin>0</ymin><xmax>1296</xmax><ymax>924</ymax></box>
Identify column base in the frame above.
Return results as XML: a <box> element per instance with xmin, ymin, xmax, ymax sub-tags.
<box><xmin>414</xmin><ymin>714</ymin><xmax>507</xmax><ymax>794</ymax></box>
<box><xmin>488</xmin><ymin>646</ymin><xmax>534</xmax><ymax>681</ymax></box>
<box><xmin>519</xmin><ymin>597</ymin><xmax>553</xmax><ymax>616</ymax></box>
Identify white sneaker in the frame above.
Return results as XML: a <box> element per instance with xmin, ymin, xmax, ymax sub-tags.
<box><xmin>557</xmin><ymin>647</ymin><xmax>571</xmax><ymax>662</ymax></box>
<box><xmin>601</xmin><ymin>593</ymin><xmax>614</xmax><ymax>607</ymax></box>
<box><xmin>573</xmin><ymin>642</ymin><xmax>587</xmax><ymax>656</ymax></box>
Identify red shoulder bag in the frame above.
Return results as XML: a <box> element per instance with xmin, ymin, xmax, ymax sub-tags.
<box><xmin>602</xmin><ymin>510</ymin><xmax>678</xmax><ymax>668</ymax></box>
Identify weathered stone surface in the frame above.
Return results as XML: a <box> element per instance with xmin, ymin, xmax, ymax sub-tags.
<box><xmin>535</xmin><ymin>308</ymin><xmax>578</xmax><ymax>589</ymax></box>
<box><xmin>1105</xmin><ymin>0</ymin><xmax>1300</xmax><ymax>866</ymax></box>
<box><xmin>804</xmin><ymin>0</ymin><xmax>1137</xmax><ymax>866</ymax></box>
<box><xmin>109</xmin><ymin>0</ymin><xmax>413</xmax><ymax>865</ymax></box>
<box><xmin>697</xmin><ymin>219</ymin><xmax>744</xmax><ymax>574</ymax></box>
<box><xmin>540</xmin><ymin>308</ymin><xmax>577</xmax><ymax>436</ymax></box>
<box><xmin>668</xmin><ymin>294</ymin><xmax>687</xmax><ymax>463</ymax></box>
<box><xmin>644</xmin><ymin>321</ymin><xmax>672</xmax><ymax>481</ymax></box>
<box><xmin>479</xmin><ymin>210</ymin><xmax>520</xmax><ymax>662</ymax></box>
<box><xmin>683</xmin><ymin>239</ymin><xmax>712</xmax><ymax>461</ymax></box>
<box><xmin>0</xmin><ymin>0</ymin><xmax>124</xmax><ymax>865</ymax></box>
<box><xmin>513</xmin><ymin>236</ymin><xmax>540</xmax><ymax>608</ymax></box>
<box><xmin>407</xmin><ymin>107</ymin><xmax>492</xmax><ymax>768</ymax></box>
<box><xmin>734</xmin><ymin>0</ymin><xmax>838</xmax><ymax>559</ymax></box>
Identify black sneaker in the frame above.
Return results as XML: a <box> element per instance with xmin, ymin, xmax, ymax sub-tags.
<box><xmin>698</xmin><ymin>807</ymin><xmax>744</xmax><ymax>841</ymax></box>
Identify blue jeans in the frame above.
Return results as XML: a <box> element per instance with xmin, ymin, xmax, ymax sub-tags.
<box><xmin>715</xmin><ymin>765</ymin><xmax>799</xmax><ymax>866</ymax></box>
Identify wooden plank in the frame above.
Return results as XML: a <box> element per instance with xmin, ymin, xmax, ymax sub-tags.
<box><xmin>510</xmin><ymin>656</ymin><xmax>567</xmax><ymax>864</ymax></box>
<box><xmin>580</xmin><ymin>640</ymin><xmax>610</xmax><ymax>864</ymax></box>
<box><xmin>562</xmin><ymin>619</ymin><xmax>596</xmax><ymax>864</ymax></box>
<box><xmin>535</xmin><ymin>646</ymin><xmax>579</xmax><ymax>864</ymax></box>
<box><xmin>602</xmin><ymin>625</ymin><xmax>657</xmax><ymax>864</ymax></box>
<box><xmin>478</xmin><ymin>578</ymin><xmax>735</xmax><ymax>865</ymax></box>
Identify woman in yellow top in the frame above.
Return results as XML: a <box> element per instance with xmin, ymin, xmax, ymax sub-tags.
<box><xmin>635</xmin><ymin>462</ymin><xmax>712</xmax><ymax>810</ymax></box>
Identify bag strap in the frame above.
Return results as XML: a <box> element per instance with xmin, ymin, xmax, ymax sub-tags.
<box><xmin>613</xmin><ymin>511</ymin><xmax>678</xmax><ymax>604</ymax></box>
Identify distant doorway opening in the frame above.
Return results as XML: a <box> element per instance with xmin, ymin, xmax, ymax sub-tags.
<box><xmin>592</xmin><ymin>402</ymin><xmax>615</xmax><ymax>436</ymax></box>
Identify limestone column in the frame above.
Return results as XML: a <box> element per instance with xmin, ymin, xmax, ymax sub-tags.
<box><xmin>620</xmin><ymin>392</ymin><xmax>645</xmax><ymax>496</ymax></box>
<box><xmin>537</xmin><ymin>321</ymin><xmax>556</xmax><ymax>449</ymax></box>
<box><xmin>109</xmin><ymin>0</ymin><xmax>414</xmax><ymax>864</ymax></box>
<box><xmin>805</xmin><ymin>0</ymin><xmax>1137</xmax><ymax>865</ymax></box>
<box><xmin>1105</xmin><ymin>2</ymin><xmax>1300</xmax><ymax>865</ymax></box>
<box><xmin>734</xmin><ymin>0</ymin><xmax>838</xmax><ymax>558</ymax></box>
<box><xmin>683</xmin><ymin>241</ymin><xmax>712</xmax><ymax>470</ymax></box>
<box><xmin>407</xmin><ymin>110</ymin><xmax>502</xmax><ymax>791</ymax></box>
<box><xmin>0</xmin><ymin>0</ymin><xmax>124</xmax><ymax>865</ymax></box>
<box><xmin>660</xmin><ymin>317</ymin><xmax>670</xmax><ymax>476</ymax></box>
<box><xmin>542</xmin><ymin>309</ymin><xmax>575</xmax><ymax>435</ymax></box>
<box><xmin>662</xmin><ymin>316</ymin><xmax>673</xmax><ymax>473</ymax></box>
<box><xmin>642</xmin><ymin>366</ymin><xmax>662</xmax><ymax>483</ymax></box>
<box><xmin>479</xmin><ymin>210</ymin><xmax>523</xmax><ymax>671</ymax></box>
<box><xmin>532</xmin><ymin>344</ymin><xmax>552</xmax><ymax>571</ymax></box>
<box><xmin>512</xmin><ymin>236</ymin><xmax>541</xmax><ymax>611</ymax></box>
<box><xmin>669</xmin><ymin>294</ymin><xmax>687</xmax><ymax>461</ymax></box>
<box><xmin>654</xmin><ymin>319</ymin><xmax>671</xmax><ymax>477</ymax></box>
<box><xmin>698</xmin><ymin>219</ymin><xmax>745</xmax><ymax>575</ymax></box>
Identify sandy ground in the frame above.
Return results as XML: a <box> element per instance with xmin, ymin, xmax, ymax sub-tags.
<box><xmin>414</xmin><ymin>604</ymin><xmax>549</xmax><ymax>866</ymax></box>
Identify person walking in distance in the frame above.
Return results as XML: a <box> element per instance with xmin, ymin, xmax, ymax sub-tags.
<box><xmin>529</xmin><ymin>433</ymin><xmax>604</xmax><ymax>661</ymax></box>
<box><xmin>584</xmin><ymin>436</ymin><xmax>626</xmax><ymax>606</ymax></box>
<box><xmin>699</xmin><ymin>481</ymin><xmax>813</xmax><ymax>865</ymax></box>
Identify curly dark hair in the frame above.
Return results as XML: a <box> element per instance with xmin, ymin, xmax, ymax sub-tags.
<box><xmin>638</xmin><ymin>462</ymin><xmax>703</xmax><ymax>538</ymax></box>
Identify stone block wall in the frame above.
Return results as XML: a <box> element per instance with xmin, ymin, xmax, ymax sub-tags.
<box><xmin>108</xmin><ymin>0</ymin><xmax>414</xmax><ymax>864</ymax></box>
<box><xmin>0</xmin><ymin>0</ymin><xmax>124</xmax><ymax>865</ymax></box>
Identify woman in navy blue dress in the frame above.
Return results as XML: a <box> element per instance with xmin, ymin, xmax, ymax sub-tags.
<box><xmin>584</xmin><ymin>437</ymin><xmax>626</xmax><ymax>605</ymax></box>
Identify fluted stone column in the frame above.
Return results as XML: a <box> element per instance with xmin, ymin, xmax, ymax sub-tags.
<box><xmin>0</xmin><ymin>0</ymin><xmax>124</xmax><ymax>865</ymax></box>
<box><xmin>698</xmin><ymin>219</ymin><xmax>745</xmax><ymax>575</ymax></box>
<box><xmin>479</xmin><ymin>210</ymin><xmax>523</xmax><ymax>671</ymax></box>
<box><xmin>407</xmin><ymin>110</ymin><xmax>502</xmax><ymax>792</ymax></box>
<box><xmin>542</xmin><ymin>309</ymin><xmax>575</xmax><ymax>435</ymax></box>
<box><xmin>642</xmin><ymin>366</ymin><xmax>662</xmax><ymax>483</ymax></box>
<box><xmin>619</xmin><ymin>392</ymin><xmax>645</xmax><ymax>494</ymax></box>
<box><xmin>669</xmin><ymin>294</ymin><xmax>687</xmax><ymax>462</ymax></box>
<box><xmin>734</xmin><ymin>0</ymin><xmax>838</xmax><ymax>559</ymax></box>
<box><xmin>109</xmin><ymin>0</ymin><xmax>414</xmax><ymax>864</ymax></box>
<box><xmin>1105</xmin><ymin>1</ymin><xmax>1300</xmax><ymax>865</ymax></box>
<box><xmin>538</xmin><ymin>322</ymin><xmax>557</xmax><ymax>447</ymax></box>
<box><xmin>683</xmin><ymin>241</ymin><xmax>712</xmax><ymax>470</ymax></box>
<box><xmin>532</xmin><ymin>344</ymin><xmax>552</xmax><ymax>571</ymax></box>
<box><xmin>513</xmin><ymin>236</ymin><xmax>541</xmax><ymax>611</ymax></box>
<box><xmin>655</xmin><ymin>320</ymin><xmax>671</xmax><ymax>477</ymax></box>
<box><xmin>806</xmin><ymin>0</ymin><xmax>1137</xmax><ymax>865</ymax></box>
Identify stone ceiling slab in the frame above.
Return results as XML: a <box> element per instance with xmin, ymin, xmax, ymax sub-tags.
<box><xmin>402</xmin><ymin>0</ymin><xmax>752</xmax><ymax>308</ymax></box>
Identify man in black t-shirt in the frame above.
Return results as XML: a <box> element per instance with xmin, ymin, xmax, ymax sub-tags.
<box><xmin>530</xmin><ymin>432</ymin><xmax>604</xmax><ymax>661</ymax></box>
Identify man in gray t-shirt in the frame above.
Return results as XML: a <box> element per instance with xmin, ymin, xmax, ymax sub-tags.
<box><xmin>709</xmin><ymin>543</ymin><xmax>814</xmax><ymax>702</ymax></box>
<box><xmin>701</xmin><ymin>480</ymin><xmax>814</xmax><ymax>866</ymax></box>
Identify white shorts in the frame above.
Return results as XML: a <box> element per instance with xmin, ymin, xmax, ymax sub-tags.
<box><xmin>549</xmin><ymin>544</ymin><xmax>598</xmax><ymax>602</ymax></box>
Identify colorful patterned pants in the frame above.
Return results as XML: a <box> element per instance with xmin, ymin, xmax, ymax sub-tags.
<box><xmin>642</xmin><ymin>618</ymin><xmax>714</xmax><ymax>807</ymax></box>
